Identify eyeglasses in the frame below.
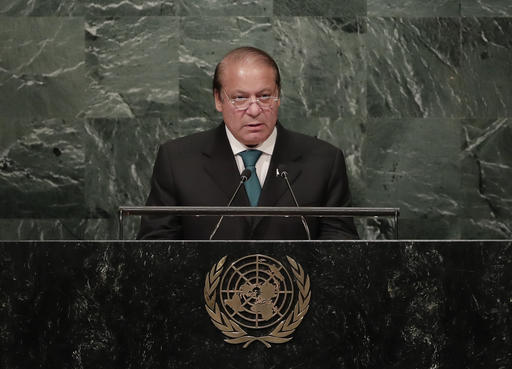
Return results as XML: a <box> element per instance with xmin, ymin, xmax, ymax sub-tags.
<box><xmin>223</xmin><ymin>89</ymin><xmax>279</xmax><ymax>111</ymax></box>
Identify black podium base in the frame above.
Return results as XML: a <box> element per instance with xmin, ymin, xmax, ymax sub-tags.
<box><xmin>1</xmin><ymin>240</ymin><xmax>510</xmax><ymax>368</ymax></box>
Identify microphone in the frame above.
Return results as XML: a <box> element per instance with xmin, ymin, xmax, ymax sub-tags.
<box><xmin>277</xmin><ymin>165</ymin><xmax>311</xmax><ymax>240</ymax></box>
<box><xmin>209</xmin><ymin>169</ymin><xmax>251</xmax><ymax>240</ymax></box>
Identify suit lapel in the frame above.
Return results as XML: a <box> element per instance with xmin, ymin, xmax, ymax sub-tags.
<box><xmin>201</xmin><ymin>123</ymin><xmax>305</xmax><ymax>234</ymax></box>
<box><xmin>259</xmin><ymin>124</ymin><xmax>303</xmax><ymax>206</ymax></box>
<box><xmin>201</xmin><ymin>124</ymin><xmax>251</xmax><ymax>207</ymax></box>
<box><xmin>252</xmin><ymin>124</ymin><xmax>303</xmax><ymax>231</ymax></box>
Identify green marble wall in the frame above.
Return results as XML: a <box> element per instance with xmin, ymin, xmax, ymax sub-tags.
<box><xmin>1</xmin><ymin>0</ymin><xmax>511</xmax><ymax>240</ymax></box>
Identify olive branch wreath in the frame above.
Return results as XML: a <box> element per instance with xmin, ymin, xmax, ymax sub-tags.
<box><xmin>204</xmin><ymin>255</ymin><xmax>311</xmax><ymax>348</ymax></box>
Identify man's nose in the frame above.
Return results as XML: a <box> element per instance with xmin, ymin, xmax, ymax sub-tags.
<box><xmin>245</xmin><ymin>98</ymin><xmax>262</xmax><ymax>116</ymax></box>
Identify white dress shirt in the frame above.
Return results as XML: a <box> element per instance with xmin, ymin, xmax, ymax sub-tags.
<box><xmin>225</xmin><ymin>126</ymin><xmax>277</xmax><ymax>187</ymax></box>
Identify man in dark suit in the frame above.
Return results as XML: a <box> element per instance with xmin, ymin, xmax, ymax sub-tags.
<box><xmin>137</xmin><ymin>46</ymin><xmax>358</xmax><ymax>240</ymax></box>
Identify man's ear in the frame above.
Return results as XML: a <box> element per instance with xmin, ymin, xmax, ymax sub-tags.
<box><xmin>214</xmin><ymin>90</ymin><xmax>223</xmax><ymax>112</ymax></box>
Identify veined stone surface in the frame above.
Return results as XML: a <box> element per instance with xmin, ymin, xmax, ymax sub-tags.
<box><xmin>0</xmin><ymin>240</ymin><xmax>510</xmax><ymax>367</ymax></box>
<box><xmin>461</xmin><ymin>17</ymin><xmax>512</xmax><ymax>118</ymax></box>
<box><xmin>367</xmin><ymin>17</ymin><xmax>462</xmax><ymax>118</ymax></box>
<box><xmin>0</xmin><ymin>118</ymin><xmax>85</xmax><ymax>218</ymax></box>
<box><xmin>84</xmin><ymin>118</ymin><xmax>173</xmax><ymax>219</ymax></box>
<box><xmin>0</xmin><ymin>0</ymin><xmax>83</xmax><ymax>16</ymax></box>
<box><xmin>0</xmin><ymin>0</ymin><xmax>175</xmax><ymax>16</ymax></box>
<box><xmin>85</xmin><ymin>16</ymin><xmax>179</xmax><ymax>119</ymax></box>
<box><xmin>86</xmin><ymin>0</ymin><xmax>175</xmax><ymax>16</ymax></box>
<box><xmin>273</xmin><ymin>17</ymin><xmax>366</xmax><ymax>135</ymax></box>
<box><xmin>368</xmin><ymin>0</ymin><xmax>460</xmax><ymax>16</ymax></box>
<box><xmin>462</xmin><ymin>0</ymin><xmax>512</xmax><ymax>16</ymax></box>
<box><xmin>0</xmin><ymin>2</ymin><xmax>511</xmax><ymax>240</ymax></box>
<box><xmin>274</xmin><ymin>0</ymin><xmax>366</xmax><ymax>16</ymax></box>
<box><xmin>176</xmin><ymin>0</ymin><xmax>272</xmax><ymax>16</ymax></box>
<box><xmin>361</xmin><ymin>118</ymin><xmax>462</xmax><ymax>239</ymax></box>
<box><xmin>461</xmin><ymin>118</ymin><xmax>512</xmax><ymax>238</ymax></box>
<box><xmin>0</xmin><ymin>217</ymin><xmax>139</xmax><ymax>240</ymax></box>
<box><xmin>0</xmin><ymin>17</ymin><xmax>86</xmax><ymax>119</ymax></box>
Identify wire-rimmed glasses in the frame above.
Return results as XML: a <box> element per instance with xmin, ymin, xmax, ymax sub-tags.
<box><xmin>223</xmin><ymin>89</ymin><xmax>279</xmax><ymax>111</ymax></box>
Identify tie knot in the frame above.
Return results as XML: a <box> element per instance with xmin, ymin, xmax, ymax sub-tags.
<box><xmin>240</xmin><ymin>150</ymin><xmax>262</xmax><ymax>167</ymax></box>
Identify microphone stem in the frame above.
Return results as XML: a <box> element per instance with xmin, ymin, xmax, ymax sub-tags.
<box><xmin>282</xmin><ymin>174</ymin><xmax>311</xmax><ymax>240</ymax></box>
<box><xmin>209</xmin><ymin>178</ymin><xmax>246</xmax><ymax>240</ymax></box>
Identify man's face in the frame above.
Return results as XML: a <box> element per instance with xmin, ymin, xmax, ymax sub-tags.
<box><xmin>214</xmin><ymin>60</ymin><xmax>280</xmax><ymax>146</ymax></box>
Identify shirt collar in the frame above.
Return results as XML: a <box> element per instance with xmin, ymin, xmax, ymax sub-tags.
<box><xmin>225</xmin><ymin>124</ymin><xmax>277</xmax><ymax>156</ymax></box>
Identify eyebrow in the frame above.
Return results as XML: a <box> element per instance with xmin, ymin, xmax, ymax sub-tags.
<box><xmin>229</xmin><ymin>88</ymin><xmax>275</xmax><ymax>95</ymax></box>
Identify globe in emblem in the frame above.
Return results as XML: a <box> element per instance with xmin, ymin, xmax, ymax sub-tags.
<box><xmin>219</xmin><ymin>254</ymin><xmax>295</xmax><ymax>329</ymax></box>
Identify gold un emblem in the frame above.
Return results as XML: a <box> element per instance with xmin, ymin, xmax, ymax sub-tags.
<box><xmin>204</xmin><ymin>254</ymin><xmax>311</xmax><ymax>348</ymax></box>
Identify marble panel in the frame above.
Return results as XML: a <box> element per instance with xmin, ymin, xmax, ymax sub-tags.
<box><xmin>313</xmin><ymin>116</ymin><xmax>365</xmax><ymax>195</ymax></box>
<box><xmin>357</xmin><ymin>217</ymin><xmax>397</xmax><ymax>239</ymax></box>
<box><xmin>0</xmin><ymin>217</ymin><xmax>138</xmax><ymax>240</ymax></box>
<box><xmin>461</xmin><ymin>0</ymin><xmax>512</xmax><ymax>16</ymax></box>
<box><xmin>360</xmin><ymin>118</ymin><xmax>462</xmax><ymax>239</ymax></box>
<box><xmin>367</xmin><ymin>17</ymin><xmax>462</xmax><ymax>118</ymax></box>
<box><xmin>363</xmin><ymin>243</ymin><xmax>447</xmax><ymax>366</ymax></box>
<box><xmin>0</xmin><ymin>17</ymin><xmax>86</xmax><ymax>119</ymax></box>
<box><xmin>86</xmin><ymin>0</ymin><xmax>175</xmax><ymax>16</ymax></box>
<box><xmin>176</xmin><ymin>0</ymin><xmax>271</xmax><ymax>16</ymax></box>
<box><xmin>0</xmin><ymin>0</ymin><xmax>175</xmax><ymax>16</ymax></box>
<box><xmin>461</xmin><ymin>118</ymin><xmax>512</xmax><ymax>239</ymax></box>
<box><xmin>0</xmin><ymin>218</ymin><xmax>86</xmax><ymax>239</ymax></box>
<box><xmin>433</xmin><ymin>242</ymin><xmax>512</xmax><ymax>368</ymax></box>
<box><xmin>87</xmin><ymin>217</ymin><xmax>139</xmax><ymax>239</ymax></box>
<box><xmin>281</xmin><ymin>115</ymin><xmax>386</xmax><ymax>238</ymax></box>
<box><xmin>179</xmin><ymin>16</ymin><xmax>273</xmax><ymax>134</ymax></box>
<box><xmin>273</xmin><ymin>0</ymin><xmax>366</xmax><ymax>16</ymax></box>
<box><xmin>0</xmin><ymin>0</ymin><xmax>83</xmax><ymax>15</ymax></box>
<box><xmin>0</xmin><ymin>118</ymin><xmax>85</xmax><ymax>218</ymax></box>
<box><xmin>367</xmin><ymin>0</ymin><xmax>460</xmax><ymax>16</ymax></box>
<box><xmin>460</xmin><ymin>17</ymin><xmax>512</xmax><ymax>118</ymax></box>
<box><xmin>273</xmin><ymin>17</ymin><xmax>366</xmax><ymax>134</ymax></box>
<box><xmin>0</xmin><ymin>240</ymin><xmax>510</xmax><ymax>367</ymax></box>
<box><xmin>312</xmin><ymin>116</ymin><xmax>399</xmax><ymax>239</ymax></box>
<box><xmin>85</xmin><ymin>16</ymin><xmax>179</xmax><ymax>119</ymax></box>
<box><xmin>84</xmin><ymin>118</ymin><xmax>173</xmax><ymax>221</ymax></box>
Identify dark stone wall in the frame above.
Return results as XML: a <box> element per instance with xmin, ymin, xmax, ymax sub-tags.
<box><xmin>1</xmin><ymin>1</ymin><xmax>511</xmax><ymax>240</ymax></box>
<box><xmin>0</xmin><ymin>240</ymin><xmax>510</xmax><ymax>368</ymax></box>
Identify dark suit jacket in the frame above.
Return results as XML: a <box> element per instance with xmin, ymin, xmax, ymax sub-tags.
<box><xmin>137</xmin><ymin>123</ymin><xmax>358</xmax><ymax>240</ymax></box>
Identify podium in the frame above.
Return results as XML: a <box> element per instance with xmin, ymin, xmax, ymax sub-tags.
<box><xmin>118</xmin><ymin>206</ymin><xmax>401</xmax><ymax>239</ymax></box>
<box><xmin>0</xmin><ymin>240</ymin><xmax>510</xmax><ymax>368</ymax></box>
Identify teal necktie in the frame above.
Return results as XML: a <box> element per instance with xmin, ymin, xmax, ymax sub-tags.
<box><xmin>239</xmin><ymin>150</ymin><xmax>262</xmax><ymax>206</ymax></box>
